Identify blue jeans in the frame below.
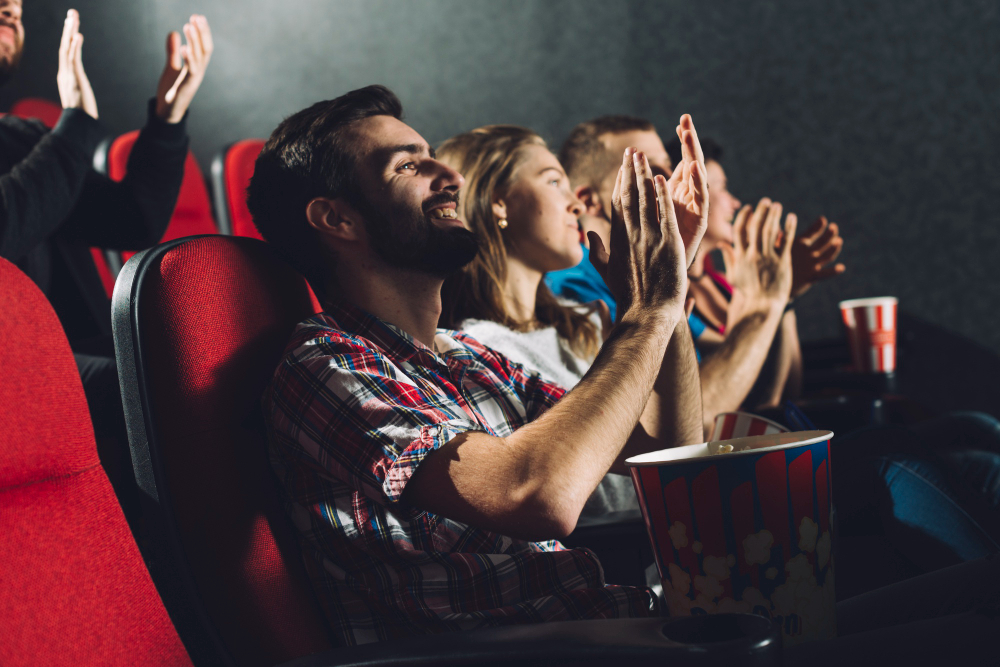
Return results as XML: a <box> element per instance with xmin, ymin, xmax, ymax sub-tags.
<box><xmin>833</xmin><ymin>413</ymin><xmax>1000</xmax><ymax>595</ymax></box>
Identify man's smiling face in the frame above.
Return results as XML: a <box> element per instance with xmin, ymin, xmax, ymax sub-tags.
<box><xmin>345</xmin><ymin>114</ymin><xmax>479</xmax><ymax>276</ymax></box>
<box><xmin>0</xmin><ymin>0</ymin><xmax>24</xmax><ymax>86</ymax></box>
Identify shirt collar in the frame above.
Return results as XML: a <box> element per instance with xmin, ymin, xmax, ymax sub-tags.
<box><xmin>318</xmin><ymin>300</ymin><xmax>442</xmax><ymax>364</ymax></box>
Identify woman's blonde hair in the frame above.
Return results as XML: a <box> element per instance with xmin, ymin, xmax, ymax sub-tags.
<box><xmin>438</xmin><ymin>125</ymin><xmax>600</xmax><ymax>360</ymax></box>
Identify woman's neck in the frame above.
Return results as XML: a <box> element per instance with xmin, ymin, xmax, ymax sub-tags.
<box><xmin>503</xmin><ymin>258</ymin><xmax>543</xmax><ymax>327</ymax></box>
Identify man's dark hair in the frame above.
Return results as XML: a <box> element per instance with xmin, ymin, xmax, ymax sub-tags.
<box><xmin>246</xmin><ymin>85</ymin><xmax>403</xmax><ymax>285</ymax></box>
<box><xmin>558</xmin><ymin>115</ymin><xmax>656</xmax><ymax>188</ymax></box>
<box><xmin>666</xmin><ymin>136</ymin><xmax>723</xmax><ymax>170</ymax></box>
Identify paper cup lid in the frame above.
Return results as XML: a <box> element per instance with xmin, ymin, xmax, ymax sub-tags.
<box><xmin>838</xmin><ymin>296</ymin><xmax>898</xmax><ymax>309</ymax></box>
<box><xmin>625</xmin><ymin>430</ymin><xmax>834</xmax><ymax>467</ymax></box>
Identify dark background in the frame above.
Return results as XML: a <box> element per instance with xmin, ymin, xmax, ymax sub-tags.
<box><xmin>4</xmin><ymin>1</ymin><xmax>999</xmax><ymax>371</ymax></box>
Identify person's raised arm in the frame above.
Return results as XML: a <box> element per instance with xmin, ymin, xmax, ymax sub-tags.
<box><xmin>0</xmin><ymin>10</ymin><xmax>105</xmax><ymax>261</ymax></box>
<box><xmin>595</xmin><ymin>115</ymin><xmax>708</xmax><ymax>470</ymax></box>
<box><xmin>698</xmin><ymin>198</ymin><xmax>795</xmax><ymax>436</ymax></box>
<box><xmin>406</xmin><ymin>131</ymin><xmax>701</xmax><ymax>542</ymax></box>
<box><xmin>60</xmin><ymin>15</ymin><xmax>213</xmax><ymax>251</ymax></box>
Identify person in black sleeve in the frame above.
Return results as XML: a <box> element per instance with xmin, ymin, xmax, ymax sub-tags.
<box><xmin>0</xmin><ymin>3</ymin><xmax>213</xmax><ymax>511</ymax></box>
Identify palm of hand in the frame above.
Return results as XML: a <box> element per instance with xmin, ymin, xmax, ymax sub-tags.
<box><xmin>789</xmin><ymin>216</ymin><xmax>845</xmax><ymax>297</ymax></box>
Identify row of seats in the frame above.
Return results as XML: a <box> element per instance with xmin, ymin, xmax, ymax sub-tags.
<box><xmin>3</xmin><ymin>99</ymin><xmax>768</xmax><ymax>664</ymax></box>
<box><xmin>6</xmin><ymin>97</ymin><xmax>266</xmax><ymax>297</ymax></box>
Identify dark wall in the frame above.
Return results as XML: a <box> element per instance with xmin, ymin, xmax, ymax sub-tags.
<box><xmin>5</xmin><ymin>0</ymin><xmax>999</xmax><ymax>354</ymax></box>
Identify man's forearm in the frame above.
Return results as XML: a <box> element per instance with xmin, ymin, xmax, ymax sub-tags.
<box><xmin>405</xmin><ymin>309</ymin><xmax>678</xmax><ymax>540</ymax></box>
<box><xmin>699</xmin><ymin>305</ymin><xmax>784</xmax><ymax>437</ymax></box>
<box><xmin>611</xmin><ymin>318</ymin><xmax>703</xmax><ymax>473</ymax></box>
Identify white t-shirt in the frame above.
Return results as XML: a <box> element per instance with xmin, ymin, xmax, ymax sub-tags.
<box><xmin>459</xmin><ymin>311</ymin><xmax>640</xmax><ymax>517</ymax></box>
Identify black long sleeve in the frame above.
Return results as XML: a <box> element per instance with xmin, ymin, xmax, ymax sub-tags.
<box><xmin>0</xmin><ymin>100</ymin><xmax>190</xmax><ymax>347</ymax></box>
<box><xmin>0</xmin><ymin>108</ymin><xmax>104</xmax><ymax>261</ymax></box>
<box><xmin>59</xmin><ymin>99</ymin><xmax>188</xmax><ymax>250</ymax></box>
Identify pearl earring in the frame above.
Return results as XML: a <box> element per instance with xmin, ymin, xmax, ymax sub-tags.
<box><xmin>498</xmin><ymin>218</ymin><xmax>508</xmax><ymax>229</ymax></box>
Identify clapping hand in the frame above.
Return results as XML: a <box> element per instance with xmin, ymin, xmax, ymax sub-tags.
<box><xmin>666</xmin><ymin>114</ymin><xmax>710</xmax><ymax>268</ymax></box>
<box><xmin>155</xmin><ymin>15</ymin><xmax>213</xmax><ymax>123</ymax></box>
<box><xmin>57</xmin><ymin>9</ymin><xmax>97</xmax><ymax>119</ymax></box>
<box><xmin>790</xmin><ymin>216</ymin><xmax>845</xmax><ymax>298</ymax></box>
<box><xmin>721</xmin><ymin>198</ymin><xmax>797</xmax><ymax>313</ymax></box>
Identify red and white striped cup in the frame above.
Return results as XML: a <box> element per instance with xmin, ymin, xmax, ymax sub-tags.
<box><xmin>710</xmin><ymin>412</ymin><xmax>790</xmax><ymax>442</ymax></box>
<box><xmin>839</xmin><ymin>297</ymin><xmax>898</xmax><ymax>373</ymax></box>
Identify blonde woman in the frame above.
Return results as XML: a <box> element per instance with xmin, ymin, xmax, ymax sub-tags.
<box><xmin>438</xmin><ymin>125</ymin><xmax>632</xmax><ymax>516</ymax></box>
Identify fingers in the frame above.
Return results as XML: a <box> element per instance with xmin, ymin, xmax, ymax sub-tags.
<box><xmin>745</xmin><ymin>198</ymin><xmax>770</xmax><ymax>252</ymax></box>
<box><xmin>812</xmin><ymin>221</ymin><xmax>840</xmax><ymax>250</ymax></box>
<box><xmin>59</xmin><ymin>10</ymin><xmax>78</xmax><ymax>69</ymax></box>
<box><xmin>732</xmin><ymin>205</ymin><xmax>751</xmax><ymax>250</ymax></box>
<box><xmin>813</xmin><ymin>238</ymin><xmax>843</xmax><ymax>265</ymax></box>
<box><xmin>587</xmin><ymin>231</ymin><xmax>610</xmax><ymax>281</ymax></box>
<box><xmin>799</xmin><ymin>216</ymin><xmax>828</xmax><ymax>245</ymax></box>
<box><xmin>655</xmin><ymin>173</ymin><xmax>679</xmax><ymax>239</ymax></box>
<box><xmin>679</xmin><ymin>115</ymin><xmax>706</xmax><ymax>169</ymax></box>
<box><xmin>635</xmin><ymin>151</ymin><xmax>657</xmax><ymax>233</ymax></box>
<box><xmin>70</xmin><ymin>33</ymin><xmax>84</xmax><ymax>77</ymax></box>
<box><xmin>780</xmin><ymin>213</ymin><xmax>798</xmax><ymax>258</ymax></box>
<box><xmin>165</xmin><ymin>31</ymin><xmax>183</xmax><ymax>71</ymax></box>
<box><xmin>815</xmin><ymin>263</ymin><xmax>846</xmax><ymax>280</ymax></box>
<box><xmin>762</xmin><ymin>201</ymin><xmax>783</xmax><ymax>254</ymax></box>
<box><xmin>619</xmin><ymin>147</ymin><xmax>640</xmax><ymax>239</ymax></box>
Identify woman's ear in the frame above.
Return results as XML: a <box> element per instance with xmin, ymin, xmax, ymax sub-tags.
<box><xmin>491</xmin><ymin>199</ymin><xmax>507</xmax><ymax>223</ymax></box>
<box><xmin>306</xmin><ymin>197</ymin><xmax>363</xmax><ymax>241</ymax></box>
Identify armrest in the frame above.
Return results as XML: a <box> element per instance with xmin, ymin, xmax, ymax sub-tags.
<box><xmin>563</xmin><ymin>509</ymin><xmax>651</xmax><ymax>587</ymax></box>
<box><xmin>277</xmin><ymin>615</ymin><xmax>781</xmax><ymax>667</ymax></box>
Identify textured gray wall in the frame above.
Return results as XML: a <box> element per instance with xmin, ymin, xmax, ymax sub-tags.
<box><xmin>5</xmin><ymin>0</ymin><xmax>999</xmax><ymax>355</ymax></box>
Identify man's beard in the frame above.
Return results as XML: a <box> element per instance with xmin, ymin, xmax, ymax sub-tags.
<box><xmin>353</xmin><ymin>192</ymin><xmax>479</xmax><ymax>277</ymax></box>
<box><xmin>0</xmin><ymin>32</ymin><xmax>23</xmax><ymax>88</ymax></box>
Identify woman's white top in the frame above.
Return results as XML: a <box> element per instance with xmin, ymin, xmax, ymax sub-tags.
<box><xmin>459</xmin><ymin>312</ymin><xmax>640</xmax><ymax>517</ymax></box>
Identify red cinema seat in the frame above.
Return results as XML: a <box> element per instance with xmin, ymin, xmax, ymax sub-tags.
<box><xmin>0</xmin><ymin>256</ymin><xmax>191</xmax><ymax>667</ymax></box>
<box><xmin>211</xmin><ymin>138</ymin><xmax>266</xmax><ymax>238</ymax></box>
<box><xmin>9</xmin><ymin>96</ymin><xmax>62</xmax><ymax>128</ymax></box>
<box><xmin>112</xmin><ymin>235</ymin><xmax>333</xmax><ymax>666</ymax></box>
<box><xmin>104</xmin><ymin>130</ymin><xmax>219</xmax><ymax>265</ymax></box>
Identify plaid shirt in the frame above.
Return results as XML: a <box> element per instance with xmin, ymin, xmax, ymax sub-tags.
<box><xmin>264</xmin><ymin>301</ymin><xmax>655</xmax><ymax>645</ymax></box>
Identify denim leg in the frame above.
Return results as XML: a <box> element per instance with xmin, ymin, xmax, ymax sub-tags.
<box><xmin>873</xmin><ymin>455</ymin><xmax>1000</xmax><ymax>570</ymax></box>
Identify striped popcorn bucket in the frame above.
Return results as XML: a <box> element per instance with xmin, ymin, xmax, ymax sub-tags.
<box><xmin>710</xmin><ymin>411</ymin><xmax>790</xmax><ymax>442</ymax></box>
<box><xmin>839</xmin><ymin>296</ymin><xmax>898</xmax><ymax>373</ymax></box>
<box><xmin>627</xmin><ymin>430</ymin><xmax>837</xmax><ymax>647</ymax></box>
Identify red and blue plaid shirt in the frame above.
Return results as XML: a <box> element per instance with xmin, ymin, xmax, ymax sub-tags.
<box><xmin>264</xmin><ymin>301</ymin><xmax>655</xmax><ymax>645</ymax></box>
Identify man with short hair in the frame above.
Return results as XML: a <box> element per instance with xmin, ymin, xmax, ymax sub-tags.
<box><xmin>248</xmin><ymin>85</ymin><xmax>708</xmax><ymax>644</ymax></box>
<box><xmin>550</xmin><ymin>116</ymin><xmax>841</xmax><ymax>435</ymax></box>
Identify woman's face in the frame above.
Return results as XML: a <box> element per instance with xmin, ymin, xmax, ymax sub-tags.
<box><xmin>499</xmin><ymin>145</ymin><xmax>585</xmax><ymax>273</ymax></box>
<box><xmin>705</xmin><ymin>159</ymin><xmax>741</xmax><ymax>248</ymax></box>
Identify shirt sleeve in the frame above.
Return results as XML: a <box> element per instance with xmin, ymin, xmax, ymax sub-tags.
<box><xmin>58</xmin><ymin>99</ymin><xmax>189</xmax><ymax>249</ymax></box>
<box><xmin>454</xmin><ymin>331</ymin><xmax>567</xmax><ymax>422</ymax></box>
<box><xmin>0</xmin><ymin>109</ymin><xmax>105</xmax><ymax>261</ymax></box>
<box><xmin>266</xmin><ymin>330</ymin><xmax>483</xmax><ymax>507</ymax></box>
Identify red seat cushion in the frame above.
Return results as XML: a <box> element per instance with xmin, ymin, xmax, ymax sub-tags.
<box><xmin>107</xmin><ymin>130</ymin><xmax>219</xmax><ymax>262</ymax></box>
<box><xmin>9</xmin><ymin>97</ymin><xmax>61</xmax><ymax>128</ymax></box>
<box><xmin>224</xmin><ymin>139</ymin><xmax>266</xmax><ymax>240</ymax></box>
<box><xmin>0</xmin><ymin>256</ymin><xmax>191</xmax><ymax>667</ymax></box>
<box><xmin>133</xmin><ymin>237</ymin><xmax>331</xmax><ymax>664</ymax></box>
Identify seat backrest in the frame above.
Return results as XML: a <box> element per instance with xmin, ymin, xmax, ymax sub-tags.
<box><xmin>9</xmin><ymin>97</ymin><xmax>61</xmax><ymax>128</ymax></box>
<box><xmin>211</xmin><ymin>139</ymin><xmax>265</xmax><ymax>239</ymax></box>
<box><xmin>106</xmin><ymin>130</ymin><xmax>219</xmax><ymax>264</ymax></box>
<box><xmin>0</xmin><ymin>257</ymin><xmax>191</xmax><ymax>667</ymax></box>
<box><xmin>112</xmin><ymin>235</ymin><xmax>333</xmax><ymax>666</ymax></box>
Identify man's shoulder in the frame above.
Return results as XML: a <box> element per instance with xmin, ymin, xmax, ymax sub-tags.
<box><xmin>282</xmin><ymin>313</ymin><xmax>376</xmax><ymax>362</ymax></box>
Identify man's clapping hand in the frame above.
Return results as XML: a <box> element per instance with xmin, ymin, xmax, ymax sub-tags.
<box><xmin>57</xmin><ymin>9</ymin><xmax>97</xmax><ymax>119</ymax></box>
<box><xmin>155</xmin><ymin>15</ymin><xmax>213</xmax><ymax>123</ymax></box>
<box><xmin>666</xmin><ymin>114</ymin><xmax>710</xmax><ymax>269</ymax></box>
<box><xmin>790</xmin><ymin>215</ymin><xmax>845</xmax><ymax>298</ymax></box>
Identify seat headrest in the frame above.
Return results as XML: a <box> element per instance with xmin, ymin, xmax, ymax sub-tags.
<box><xmin>0</xmin><ymin>258</ymin><xmax>97</xmax><ymax>488</ymax></box>
<box><xmin>136</xmin><ymin>236</ymin><xmax>315</xmax><ymax>440</ymax></box>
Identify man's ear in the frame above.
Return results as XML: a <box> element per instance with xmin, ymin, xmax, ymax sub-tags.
<box><xmin>306</xmin><ymin>196</ymin><xmax>363</xmax><ymax>241</ymax></box>
<box><xmin>574</xmin><ymin>185</ymin><xmax>604</xmax><ymax>218</ymax></box>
